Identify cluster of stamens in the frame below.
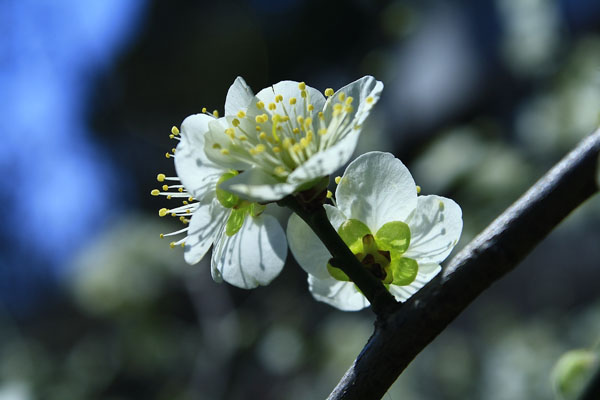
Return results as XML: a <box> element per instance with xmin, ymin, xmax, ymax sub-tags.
<box><xmin>153</xmin><ymin>127</ymin><xmax>197</xmax><ymax>248</ymax></box>
<box><xmin>208</xmin><ymin>82</ymin><xmax>375</xmax><ymax>179</ymax></box>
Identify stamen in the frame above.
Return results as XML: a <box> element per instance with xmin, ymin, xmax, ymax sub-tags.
<box><xmin>324</xmin><ymin>88</ymin><xmax>334</xmax><ymax>97</ymax></box>
<box><xmin>335</xmin><ymin>176</ymin><xmax>341</xmax><ymax>184</ymax></box>
<box><xmin>416</xmin><ymin>185</ymin><xmax>421</xmax><ymax>194</ymax></box>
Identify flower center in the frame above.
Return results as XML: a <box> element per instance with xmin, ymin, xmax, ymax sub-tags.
<box><xmin>207</xmin><ymin>82</ymin><xmax>364</xmax><ymax>180</ymax></box>
<box><xmin>327</xmin><ymin>219</ymin><xmax>419</xmax><ymax>286</ymax></box>
<box><xmin>216</xmin><ymin>171</ymin><xmax>265</xmax><ymax>236</ymax></box>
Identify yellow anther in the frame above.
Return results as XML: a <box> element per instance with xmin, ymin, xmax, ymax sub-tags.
<box><xmin>181</xmin><ymin>243</ymin><xmax>185</xmax><ymax>248</ymax></box>
<box><xmin>344</xmin><ymin>106</ymin><xmax>354</xmax><ymax>113</ymax></box>
<box><xmin>159</xmin><ymin>233</ymin><xmax>164</xmax><ymax>239</ymax></box>
<box><xmin>232</xmin><ymin>119</ymin><xmax>240</xmax><ymax>127</ymax></box>
<box><xmin>162</xmin><ymin>184</ymin><xmax>169</xmax><ymax>191</ymax></box>
<box><xmin>416</xmin><ymin>185</ymin><xmax>421</xmax><ymax>194</ymax></box>
<box><xmin>179</xmin><ymin>216</ymin><xmax>186</xmax><ymax>222</ymax></box>
<box><xmin>186</xmin><ymin>209</ymin><xmax>191</xmax><ymax>213</ymax></box>
<box><xmin>255</xmin><ymin>144</ymin><xmax>266</xmax><ymax>153</ymax></box>
<box><xmin>318</xmin><ymin>111</ymin><xmax>324</xmax><ymax>120</ymax></box>
<box><xmin>178</xmin><ymin>187</ymin><xmax>184</xmax><ymax>193</ymax></box>
<box><xmin>255</xmin><ymin>115</ymin><xmax>263</xmax><ymax>123</ymax></box>
<box><xmin>256</xmin><ymin>101</ymin><xmax>265</xmax><ymax>109</ymax></box>
<box><xmin>171</xmin><ymin>126</ymin><xmax>180</xmax><ymax>135</ymax></box>
<box><xmin>289</xmin><ymin>97</ymin><xmax>297</xmax><ymax>105</ymax></box>
<box><xmin>306</xmin><ymin>131</ymin><xmax>314</xmax><ymax>141</ymax></box>
<box><xmin>298</xmin><ymin>82</ymin><xmax>306</xmax><ymax>90</ymax></box>
<box><xmin>324</xmin><ymin>88</ymin><xmax>334</xmax><ymax>97</ymax></box>
<box><xmin>308</xmin><ymin>104</ymin><xmax>314</xmax><ymax>111</ymax></box>
<box><xmin>293</xmin><ymin>128</ymin><xmax>300</xmax><ymax>134</ymax></box>
<box><xmin>159</xmin><ymin>208</ymin><xmax>169</xmax><ymax>217</ymax></box>
<box><xmin>274</xmin><ymin>166</ymin><xmax>287</xmax><ymax>175</ymax></box>
<box><xmin>268</xmin><ymin>102</ymin><xmax>276</xmax><ymax>110</ymax></box>
<box><xmin>345</xmin><ymin>96</ymin><xmax>354</xmax><ymax>105</ymax></box>
<box><xmin>282</xmin><ymin>138</ymin><xmax>292</xmax><ymax>149</ymax></box>
<box><xmin>272</xmin><ymin>114</ymin><xmax>280</xmax><ymax>123</ymax></box>
<box><xmin>221</xmin><ymin>149</ymin><xmax>230</xmax><ymax>155</ymax></box>
<box><xmin>366</xmin><ymin>96</ymin><xmax>374</xmax><ymax>104</ymax></box>
<box><xmin>273</xmin><ymin>146</ymin><xmax>281</xmax><ymax>153</ymax></box>
<box><xmin>255</xmin><ymin>125</ymin><xmax>261</xmax><ymax>131</ymax></box>
<box><xmin>237</xmin><ymin>110</ymin><xmax>246</xmax><ymax>118</ymax></box>
<box><xmin>169</xmin><ymin>134</ymin><xmax>175</xmax><ymax>139</ymax></box>
<box><xmin>183</xmin><ymin>200</ymin><xmax>188</xmax><ymax>205</ymax></box>
<box><xmin>157</xmin><ymin>173</ymin><xmax>166</xmax><ymax>182</ymax></box>
<box><xmin>301</xmin><ymin>90</ymin><xmax>307</xmax><ymax>98</ymax></box>
<box><xmin>334</xmin><ymin>104</ymin><xmax>343</xmax><ymax>112</ymax></box>
<box><xmin>259</xmin><ymin>131</ymin><xmax>268</xmax><ymax>140</ymax></box>
<box><xmin>169</xmin><ymin>242</ymin><xmax>176</xmax><ymax>249</ymax></box>
<box><xmin>300</xmin><ymin>137</ymin><xmax>308</xmax><ymax>148</ymax></box>
<box><xmin>275</xmin><ymin>94</ymin><xmax>283</xmax><ymax>102</ymax></box>
<box><xmin>202</xmin><ymin>107</ymin><xmax>207</xmax><ymax>113</ymax></box>
<box><xmin>338</xmin><ymin>92</ymin><xmax>346</xmax><ymax>102</ymax></box>
<box><xmin>239</xmin><ymin>135</ymin><xmax>247</xmax><ymax>141</ymax></box>
<box><xmin>213</xmin><ymin>110</ymin><xmax>219</xmax><ymax>117</ymax></box>
<box><xmin>292</xmin><ymin>143</ymin><xmax>302</xmax><ymax>153</ymax></box>
<box><xmin>439</xmin><ymin>201</ymin><xmax>445</xmax><ymax>211</ymax></box>
<box><xmin>167</xmin><ymin>195</ymin><xmax>172</xmax><ymax>200</ymax></box>
<box><xmin>165</xmin><ymin>153</ymin><xmax>171</xmax><ymax>159</ymax></box>
<box><xmin>304</xmin><ymin>117</ymin><xmax>313</xmax><ymax>127</ymax></box>
<box><xmin>335</xmin><ymin>176</ymin><xmax>341</xmax><ymax>184</ymax></box>
<box><xmin>171</xmin><ymin>148</ymin><xmax>176</xmax><ymax>153</ymax></box>
<box><xmin>318</xmin><ymin>128</ymin><xmax>327</xmax><ymax>135</ymax></box>
<box><xmin>188</xmin><ymin>197</ymin><xmax>194</xmax><ymax>202</ymax></box>
<box><xmin>326</xmin><ymin>190</ymin><xmax>333</xmax><ymax>199</ymax></box>
<box><xmin>151</xmin><ymin>189</ymin><xmax>160</xmax><ymax>196</ymax></box>
<box><xmin>225</xmin><ymin>128</ymin><xmax>235</xmax><ymax>138</ymax></box>
<box><xmin>297</xmin><ymin>116</ymin><xmax>304</xmax><ymax>124</ymax></box>
<box><xmin>212</xmin><ymin>143</ymin><xmax>222</xmax><ymax>149</ymax></box>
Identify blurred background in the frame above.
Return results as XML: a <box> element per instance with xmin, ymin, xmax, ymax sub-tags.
<box><xmin>1</xmin><ymin>0</ymin><xmax>600</xmax><ymax>399</ymax></box>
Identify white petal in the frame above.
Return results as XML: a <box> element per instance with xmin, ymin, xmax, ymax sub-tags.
<box><xmin>308</xmin><ymin>275</ymin><xmax>369</xmax><ymax>311</ymax></box>
<box><xmin>183</xmin><ymin>198</ymin><xmax>228</xmax><ymax>265</ymax></box>
<box><xmin>323</xmin><ymin>76</ymin><xmax>384</xmax><ymax>129</ymax></box>
<box><xmin>211</xmin><ymin>214</ymin><xmax>287</xmax><ymax>289</ymax></box>
<box><xmin>203</xmin><ymin>118</ymin><xmax>251</xmax><ymax>171</ymax></box>
<box><xmin>404</xmin><ymin>195</ymin><xmax>463</xmax><ymax>265</ymax></box>
<box><xmin>225</xmin><ymin>77</ymin><xmax>255</xmax><ymax>116</ymax></box>
<box><xmin>288</xmin><ymin>131</ymin><xmax>360</xmax><ymax>184</ymax></box>
<box><xmin>287</xmin><ymin>213</ymin><xmax>331</xmax><ymax>280</ymax></box>
<box><xmin>175</xmin><ymin>115</ymin><xmax>224</xmax><ymax>201</ymax></box>
<box><xmin>388</xmin><ymin>263</ymin><xmax>441</xmax><ymax>302</ymax></box>
<box><xmin>336</xmin><ymin>152</ymin><xmax>418</xmax><ymax>232</ymax></box>
<box><xmin>324</xmin><ymin>204</ymin><xmax>347</xmax><ymax>230</ymax></box>
<box><xmin>256</xmin><ymin>80</ymin><xmax>326</xmax><ymax>119</ymax></box>
<box><xmin>220</xmin><ymin>168</ymin><xmax>298</xmax><ymax>202</ymax></box>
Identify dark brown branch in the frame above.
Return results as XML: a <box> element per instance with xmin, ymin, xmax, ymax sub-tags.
<box><xmin>328</xmin><ymin>128</ymin><xmax>600</xmax><ymax>400</ymax></box>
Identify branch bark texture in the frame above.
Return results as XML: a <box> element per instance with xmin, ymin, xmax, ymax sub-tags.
<box><xmin>328</xmin><ymin>129</ymin><xmax>600</xmax><ymax>400</ymax></box>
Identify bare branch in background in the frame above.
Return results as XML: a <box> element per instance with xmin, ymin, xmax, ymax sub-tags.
<box><xmin>328</xmin><ymin>128</ymin><xmax>600</xmax><ymax>400</ymax></box>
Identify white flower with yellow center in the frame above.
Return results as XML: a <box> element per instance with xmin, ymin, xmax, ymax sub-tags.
<box><xmin>203</xmin><ymin>76</ymin><xmax>383</xmax><ymax>202</ymax></box>
<box><xmin>152</xmin><ymin>115</ymin><xmax>287</xmax><ymax>289</ymax></box>
<box><xmin>287</xmin><ymin>152</ymin><xmax>463</xmax><ymax>311</ymax></box>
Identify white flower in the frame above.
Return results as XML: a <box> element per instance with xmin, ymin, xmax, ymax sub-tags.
<box><xmin>152</xmin><ymin>114</ymin><xmax>287</xmax><ymax>289</ymax></box>
<box><xmin>202</xmin><ymin>76</ymin><xmax>383</xmax><ymax>202</ymax></box>
<box><xmin>286</xmin><ymin>152</ymin><xmax>463</xmax><ymax>311</ymax></box>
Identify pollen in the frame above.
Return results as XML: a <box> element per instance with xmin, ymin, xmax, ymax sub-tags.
<box><xmin>324</xmin><ymin>88</ymin><xmax>334</xmax><ymax>97</ymax></box>
<box><xmin>416</xmin><ymin>185</ymin><xmax>421</xmax><ymax>194</ymax></box>
<box><xmin>256</xmin><ymin>101</ymin><xmax>265</xmax><ymax>109</ymax></box>
<box><xmin>335</xmin><ymin>176</ymin><xmax>341</xmax><ymax>184</ymax></box>
<box><xmin>162</xmin><ymin>184</ymin><xmax>169</xmax><ymax>191</ymax></box>
<box><xmin>213</xmin><ymin>110</ymin><xmax>219</xmax><ymax>117</ymax></box>
<box><xmin>171</xmin><ymin>126</ymin><xmax>180</xmax><ymax>135</ymax></box>
<box><xmin>151</xmin><ymin>189</ymin><xmax>160</xmax><ymax>196</ymax></box>
<box><xmin>169</xmin><ymin>242</ymin><xmax>176</xmax><ymax>249</ymax></box>
<box><xmin>338</xmin><ymin>92</ymin><xmax>346</xmax><ymax>102</ymax></box>
<box><xmin>159</xmin><ymin>208</ymin><xmax>169</xmax><ymax>217</ymax></box>
<box><xmin>225</xmin><ymin>128</ymin><xmax>235</xmax><ymax>138</ymax></box>
<box><xmin>232</xmin><ymin>119</ymin><xmax>240</xmax><ymax>127</ymax></box>
<box><xmin>326</xmin><ymin>190</ymin><xmax>333</xmax><ymax>198</ymax></box>
<box><xmin>159</xmin><ymin>233</ymin><xmax>165</xmax><ymax>239</ymax></box>
<box><xmin>165</xmin><ymin>152</ymin><xmax>171</xmax><ymax>159</ymax></box>
<box><xmin>237</xmin><ymin>110</ymin><xmax>246</xmax><ymax>118</ymax></box>
<box><xmin>202</xmin><ymin>107</ymin><xmax>207</xmax><ymax>113</ymax></box>
<box><xmin>345</xmin><ymin>96</ymin><xmax>354</xmax><ymax>105</ymax></box>
<box><xmin>366</xmin><ymin>96</ymin><xmax>374</xmax><ymax>104</ymax></box>
<box><xmin>298</xmin><ymin>82</ymin><xmax>306</xmax><ymax>90</ymax></box>
<box><xmin>301</xmin><ymin>90</ymin><xmax>307</xmax><ymax>98</ymax></box>
<box><xmin>289</xmin><ymin>97</ymin><xmax>297</xmax><ymax>105</ymax></box>
<box><xmin>308</xmin><ymin>104</ymin><xmax>314</xmax><ymax>111</ymax></box>
<box><xmin>268</xmin><ymin>102</ymin><xmax>276</xmax><ymax>110</ymax></box>
<box><xmin>275</xmin><ymin>94</ymin><xmax>283</xmax><ymax>103</ymax></box>
<box><xmin>157</xmin><ymin>174</ymin><xmax>166</xmax><ymax>182</ymax></box>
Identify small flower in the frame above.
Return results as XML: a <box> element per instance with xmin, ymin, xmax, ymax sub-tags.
<box><xmin>201</xmin><ymin>76</ymin><xmax>383</xmax><ymax>202</ymax></box>
<box><xmin>152</xmin><ymin>115</ymin><xmax>287</xmax><ymax>289</ymax></box>
<box><xmin>286</xmin><ymin>152</ymin><xmax>463</xmax><ymax>311</ymax></box>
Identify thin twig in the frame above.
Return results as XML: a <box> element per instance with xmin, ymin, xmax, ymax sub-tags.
<box><xmin>328</xmin><ymin>128</ymin><xmax>600</xmax><ymax>400</ymax></box>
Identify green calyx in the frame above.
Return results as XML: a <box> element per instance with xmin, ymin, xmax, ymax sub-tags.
<box><xmin>217</xmin><ymin>171</ymin><xmax>267</xmax><ymax>236</ymax></box>
<box><xmin>328</xmin><ymin>219</ymin><xmax>418</xmax><ymax>285</ymax></box>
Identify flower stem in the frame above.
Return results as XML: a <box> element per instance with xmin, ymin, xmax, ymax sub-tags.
<box><xmin>280</xmin><ymin>195</ymin><xmax>397</xmax><ymax>315</ymax></box>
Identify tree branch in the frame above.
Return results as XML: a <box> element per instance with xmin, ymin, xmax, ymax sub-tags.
<box><xmin>328</xmin><ymin>128</ymin><xmax>600</xmax><ymax>400</ymax></box>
